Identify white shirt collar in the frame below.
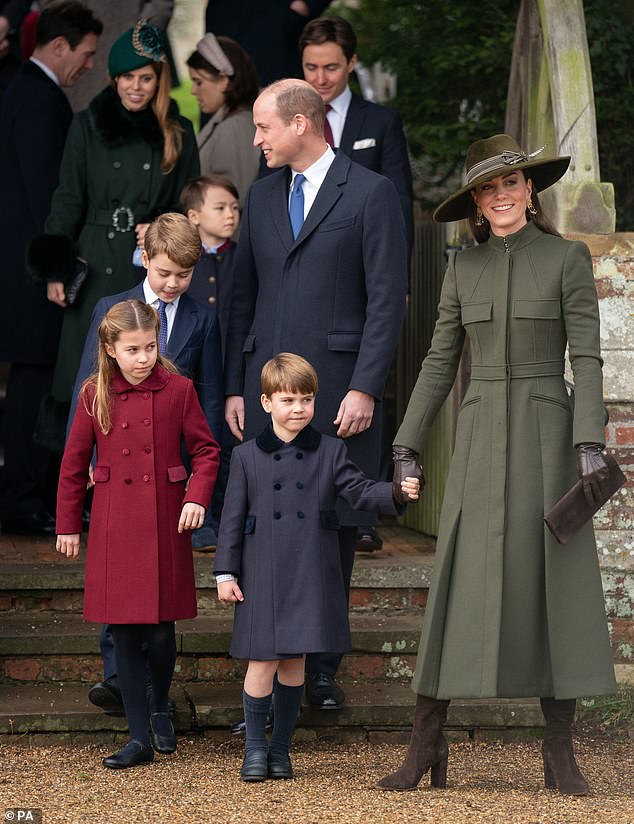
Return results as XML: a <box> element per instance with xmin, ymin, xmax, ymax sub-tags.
<box><xmin>291</xmin><ymin>146</ymin><xmax>336</xmax><ymax>189</ymax></box>
<box><xmin>142</xmin><ymin>277</ymin><xmax>181</xmax><ymax>312</ymax></box>
<box><xmin>30</xmin><ymin>57</ymin><xmax>60</xmax><ymax>86</ymax></box>
<box><xmin>327</xmin><ymin>85</ymin><xmax>352</xmax><ymax>118</ymax></box>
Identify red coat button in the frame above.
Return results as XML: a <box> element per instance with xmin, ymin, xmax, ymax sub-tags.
<box><xmin>121</xmin><ymin>394</ymin><xmax>127</xmax><ymax>401</ymax></box>
<box><xmin>124</xmin><ymin>478</ymin><xmax>132</xmax><ymax>484</ymax></box>
<box><xmin>144</xmin><ymin>446</ymin><xmax>152</xmax><ymax>454</ymax></box>
<box><xmin>122</xmin><ymin>448</ymin><xmax>131</xmax><ymax>456</ymax></box>
<box><xmin>143</xmin><ymin>474</ymin><xmax>150</xmax><ymax>482</ymax></box>
<box><xmin>121</xmin><ymin>422</ymin><xmax>129</xmax><ymax>429</ymax></box>
<box><xmin>143</xmin><ymin>418</ymin><xmax>151</xmax><ymax>426</ymax></box>
<box><xmin>143</xmin><ymin>393</ymin><xmax>150</xmax><ymax>400</ymax></box>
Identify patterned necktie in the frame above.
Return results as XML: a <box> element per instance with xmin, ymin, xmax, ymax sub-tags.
<box><xmin>157</xmin><ymin>300</ymin><xmax>168</xmax><ymax>354</ymax></box>
<box><xmin>324</xmin><ymin>103</ymin><xmax>335</xmax><ymax>148</ymax></box>
<box><xmin>289</xmin><ymin>173</ymin><xmax>306</xmax><ymax>239</ymax></box>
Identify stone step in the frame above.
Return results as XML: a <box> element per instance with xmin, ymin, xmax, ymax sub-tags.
<box><xmin>0</xmin><ymin>549</ymin><xmax>434</xmax><ymax>614</ymax></box>
<box><xmin>0</xmin><ymin>680</ymin><xmax>544</xmax><ymax>744</ymax></box>
<box><xmin>0</xmin><ymin>612</ymin><xmax>421</xmax><ymax>686</ymax></box>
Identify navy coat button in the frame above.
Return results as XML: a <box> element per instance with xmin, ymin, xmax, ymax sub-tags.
<box><xmin>297</xmin><ymin>511</ymin><xmax>305</xmax><ymax>519</ymax></box>
<box><xmin>296</xmin><ymin>452</ymin><xmax>303</xmax><ymax>459</ymax></box>
<box><xmin>121</xmin><ymin>422</ymin><xmax>129</xmax><ymax>429</ymax></box>
<box><xmin>124</xmin><ymin>478</ymin><xmax>132</xmax><ymax>484</ymax></box>
<box><xmin>274</xmin><ymin>454</ymin><xmax>281</xmax><ymax>461</ymax></box>
<box><xmin>274</xmin><ymin>512</ymin><xmax>282</xmax><ymax>520</ymax></box>
<box><xmin>273</xmin><ymin>483</ymin><xmax>281</xmax><ymax>490</ymax></box>
<box><xmin>122</xmin><ymin>448</ymin><xmax>130</xmax><ymax>456</ymax></box>
<box><xmin>296</xmin><ymin>482</ymin><xmax>304</xmax><ymax>489</ymax></box>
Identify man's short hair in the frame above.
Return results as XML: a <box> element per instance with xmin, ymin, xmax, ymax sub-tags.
<box><xmin>36</xmin><ymin>1</ymin><xmax>103</xmax><ymax>49</ymax></box>
<box><xmin>299</xmin><ymin>15</ymin><xmax>357</xmax><ymax>62</ymax></box>
<box><xmin>144</xmin><ymin>213</ymin><xmax>202</xmax><ymax>269</ymax></box>
<box><xmin>262</xmin><ymin>79</ymin><xmax>325</xmax><ymax>134</ymax></box>
<box><xmin>261</xmin><ymin>353</ymin><xmax>318</xmax><ymax>397</ymax></box>
<box><xmin>180</xmin><ymin>175</ymin><xmax>240</xmax><ymax>214</ymax></box>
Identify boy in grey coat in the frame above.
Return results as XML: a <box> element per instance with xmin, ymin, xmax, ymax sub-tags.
<box><xmin>214</xmin><ymin>353</ymin><xmax>419</xmax><ymax>782</ymax></box>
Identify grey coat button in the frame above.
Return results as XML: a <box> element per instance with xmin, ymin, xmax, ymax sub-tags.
<box><xmin>143</xmin><ymin>162</ymin><xmax>151</xmax><ymax>170</ymax></box>
<box><xmin>108</xmin><ymin>231</ymin><xmax>115</xmax><ymax>239</ymax></box>
<box><xmin>106</xmin><ymin>267</ymin><xmax>113</xmax><ymax>274</ymax></box>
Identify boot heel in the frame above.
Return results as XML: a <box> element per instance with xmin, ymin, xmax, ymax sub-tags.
<box><xmin>431</xmin><ymin>754</ymin><xmax>448</xmax><ymax>788</ymax></box>
<box><xmin>542</xmin><ymin>747</ymin><xmax>556</xmax><ymax>789</ymax></box>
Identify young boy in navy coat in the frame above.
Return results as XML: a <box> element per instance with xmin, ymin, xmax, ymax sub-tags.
<box><xmin>69</xmin><ymin>213</ymin><xmax>223</xmax><ymax>715</ymax></box>
<box><xmin>214</xmin><ymin>353</ymin><xmax>419</xmax><ymax>782</ymax></box>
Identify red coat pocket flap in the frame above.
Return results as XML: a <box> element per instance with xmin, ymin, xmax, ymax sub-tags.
<box><xmin>93</xmin><ymin>466</ymin><xmax>110</xmax><ymax>482</ymax></box>
<box><xmin>167</xmin><ymin>465</ymin><xmax>189</xmax><ymax>483</ymax></box>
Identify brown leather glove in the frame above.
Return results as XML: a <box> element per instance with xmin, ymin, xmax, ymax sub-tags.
<box><xmin>392</xmin><ymin>445</ymin><xmax>425</xmax><ymax>506</ymax></box>
<box><xmin>576</xmin><ymin>443</ymin><xmax>610</xmax><ymax>507</ymax></box>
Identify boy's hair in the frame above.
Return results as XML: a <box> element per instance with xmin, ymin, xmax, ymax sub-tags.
<box><xmin>85</xmin><ymin>299</ymin><xmax>177</xmax><ymax>434</ymax></box>
<box><xmin>144</xmin><ymin>213</ymin><xmax>202</xmax><ymax>268</ymax></box>
<box><xmin>298</xmin><ymin>15</ymin><xmax>357</xmax><ymax>62</ymax></box>
<box><xmin>261</xmin><ymin>353</ymin><xmax>318</xmax><ymax>397</ymax></box>
<box><xmin>179</xmin><ymin>175</ymin><xmax>239</xmax><ymax>214</ymax></box>
<box><xmin>36</xmin><ymin>1</ymin><xmax>103</xmax><ymax>48</ymax></box>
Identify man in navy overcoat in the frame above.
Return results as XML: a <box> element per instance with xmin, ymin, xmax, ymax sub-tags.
<box><xmin>0</xmin><ymin>2</ymin><xmax>101</xmax><ymax>534</ymax></box>
<box><xmin>224</xmin><ymin>78</ymin><xmax>408</xmax><ymax>708</ymax></box>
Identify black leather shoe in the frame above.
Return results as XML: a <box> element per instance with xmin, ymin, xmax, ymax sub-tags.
<box><xmin>355</xmin><ymin>526</ymin><xmax>383</xmax><ymax>552</ymax></box>
<box><xmin>2</xmin><ymin>510</ymin><xmax>56</xmax><ymax>536</ymax></box>
<box><xmin>230</xmin><ymin>705</ymin><xmax>274</xmax><ymax>736</ymax></box>
<box><xmin>268</xmin><ymin>750</ymin><xmax>293</xmax><ymax>779</ymax></box>
<box><xmin>88</xmin><ymin>680</ymin><xmax>125</xmax><ymax>716</ymax></box>
<box><xmin>102</xmin><ymin>739</ymin><xmax>154</xmax><ymax>769</ymax></box>
<box><xmin>239</xmin><ymin>749</ymin><xmax>268</xmax><ymax>782</ymax></box>
<box><xmin>306</xmin><ymin>673</ymin><xmax>345</xmax><ymax>709</ymax></box>
<box><xmin>150</xmin><ymin>712</ymin><xmax>177</xmax><ymax>754</ymax></box>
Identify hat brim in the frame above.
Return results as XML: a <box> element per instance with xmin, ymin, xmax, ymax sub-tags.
<box><xmin>433</xmin><ymin>156</ymin><xmax>571</xmax><ymax>223</ymax></box>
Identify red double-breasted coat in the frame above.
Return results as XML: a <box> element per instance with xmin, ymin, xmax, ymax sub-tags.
<box><xmin>57</xmin><ymin>365</ymin><xmax>219</xmax><ymax>624</ymax></box>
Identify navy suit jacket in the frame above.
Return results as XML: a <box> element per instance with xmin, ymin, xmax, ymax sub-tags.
<box><xmin>69</xmin><ymin>285</ymin><xmax>224</xmax><ymax>441</ymax></box>
<box><xmin>225</xmin><ymin>151</ymin><xmax>408</xmax><ymax>526</ymax></box>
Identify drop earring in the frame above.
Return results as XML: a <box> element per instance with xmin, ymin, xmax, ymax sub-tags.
<box><xmin>527</xmin><ymin>196</ymin><xmax>537</xmax><ymax>215</ymax></box>
<box><xmin>475</xmin><ymin>207</ymin><xmax>485</xmax><ymax>226</ymax></box>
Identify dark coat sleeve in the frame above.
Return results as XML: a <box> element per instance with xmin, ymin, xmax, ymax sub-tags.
<box><xmin>331</xmin><ymin>439</ymin><xmax>399</xmax><ymax>516</ymax></box>
<box><xmin>377</xmin><ymin>106</ymin><xmax>414</xmax><ymax>255</ymax></box>
<box><xmin>213</xmin><ymin>447</ymin><xmax>249</xmax><ymax>576</ymax></box>
<box><xmin>192</xmin><ymin>310</ymin><xmax>224</xmax><ymax>442</ymax></box>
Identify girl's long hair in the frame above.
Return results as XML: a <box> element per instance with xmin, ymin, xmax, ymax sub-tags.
<box><xmin>81</xmin><ymin>299</ymin><xmax>178</xmax><ymax>435</ymax></box>
<box><xmin>151</xmin><ymin>61</ymin><xmax>183</xmax><ymax>173</ymax></box>
<box><xmin>467</xmin><ymin>177</ymin><xmax>562</xmax><ymax>243</ymax></box>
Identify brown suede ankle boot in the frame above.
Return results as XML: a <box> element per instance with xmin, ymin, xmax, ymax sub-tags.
<box><xmin>378</xmin><ymin>695</ymin><xmax>450</xmax><ymax>791</ymax></box>
<box><xmin>540</xmin><ymin>697</ymin><xmax>590</xmax><ymax>796</ymax></box>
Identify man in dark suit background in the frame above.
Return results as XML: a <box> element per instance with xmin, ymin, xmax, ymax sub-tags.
<box><xmin>224</xmin><ymin>79</ymin><xmax>408</xmax><ymax>708</ymax></box>
<box><xmin>0</xmin><ymin>1</ymin><xmax>102</xmax><ymax>535</ymax></box>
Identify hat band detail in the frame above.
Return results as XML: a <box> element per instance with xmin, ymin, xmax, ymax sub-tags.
<box><xmin>466</xmin><ymin>146</ymin><xmax>544</xmax><ymax>184</ymax></box>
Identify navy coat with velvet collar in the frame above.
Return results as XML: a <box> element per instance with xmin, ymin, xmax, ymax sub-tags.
<box><xmin>57</xmin><ymin>365</ymin><xmax>220</xmax><ymax>624</ymax></box>
<box><xmin>214</xmin><ymin>425</ymin><xmax>400</xmax><ymax>659</ymax></box>
<box><xmin>68</xmin><ymin>284</ymin><xmax>224</xmax><ymax>443</ymax></box>
<box><xmin>224</xmin><ymin>151</ymin><xmax>408</xmax><ymax>527</ymax></box>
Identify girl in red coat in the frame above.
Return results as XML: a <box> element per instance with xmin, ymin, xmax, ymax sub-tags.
<box><xmin>56</xmin><ymin>299</ymin><xmax>219</xmax><ymax>769</ymax></box>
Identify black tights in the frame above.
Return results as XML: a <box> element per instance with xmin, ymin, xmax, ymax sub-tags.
<box><xmin>111</xmin><ymin>622</ymin><xmax>176</xmax><ymax>745</ymax></box>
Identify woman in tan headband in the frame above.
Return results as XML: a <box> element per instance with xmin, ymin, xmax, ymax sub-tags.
<box><xmin>379</xmin><ymin>133</ymin><xmax>616</xmax><ymax>796</ymax></box>
<box><xmin>187</xmin><ymin>33</ymin><xmax>260</xmax><ymax>204</ymax></box>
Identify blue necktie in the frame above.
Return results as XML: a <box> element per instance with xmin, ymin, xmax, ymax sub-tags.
<box><xmin>289</xmin><ymin>173</ymin><xmax>306</xmax><ymax>239</ymax></box>
<box><xmin>157</xmin><ymin>300</ymin><xmax>168</xmax><ymax>354</ymax></box>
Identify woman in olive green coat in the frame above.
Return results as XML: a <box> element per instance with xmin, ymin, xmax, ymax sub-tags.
<box><xmin>29</xmin><ymin>21</ymin><xmax>200</xmax><ymax>405</ymax></box>
<box><xmin>380</xmin><ymin>134</ymin><xmax>616</xmax><ymax>796</ymax></box>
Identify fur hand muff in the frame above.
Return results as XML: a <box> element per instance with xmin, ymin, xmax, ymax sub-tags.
<box><xmin>27</xmin><ymin>234</ymin><xmax>76</xmax><ymax>284</ymax></box>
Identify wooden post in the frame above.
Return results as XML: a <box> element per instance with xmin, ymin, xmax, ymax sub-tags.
<box><xmin>505</xmin><ymin>0</ymin><xmax>615</xmax><ymax>233</ymax></box>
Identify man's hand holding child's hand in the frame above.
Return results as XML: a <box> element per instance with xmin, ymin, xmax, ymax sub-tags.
<box><xmin>218</xmin><ymin>580</ymin><xmax>244</xmax><ymax>603</ymax></box>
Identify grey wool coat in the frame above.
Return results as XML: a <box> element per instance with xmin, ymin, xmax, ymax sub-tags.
<box><xmin>397</xmin><ymin>221</ymin><xmax>616</xmax><ymax>701</ymax></box>
<box><xmin>213</xmin><ymin>424</ymin><xmax>401</xmax><ymax>660</ymax></box>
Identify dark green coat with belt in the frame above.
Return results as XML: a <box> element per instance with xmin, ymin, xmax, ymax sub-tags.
<box><xmin>42</xmin><ymin>87</ymin><xmax>200</xmax><ymax>401</ymax></box>
<box><xmin>397</xmin><ymin>221</ymin><xmax>616</xmax><ymax>700</ymax></box>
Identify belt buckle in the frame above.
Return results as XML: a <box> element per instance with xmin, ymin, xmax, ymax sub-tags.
<box><xmin>112</xmin><ymin>206</ymin><xmax>134</xmax><ymax>232</ymax></box>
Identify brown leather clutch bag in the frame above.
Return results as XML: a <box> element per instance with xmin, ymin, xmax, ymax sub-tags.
<box><xmin>544</xmin><ymin>453</ymin><xmax>626</xmax><ymax>545</ymax></box>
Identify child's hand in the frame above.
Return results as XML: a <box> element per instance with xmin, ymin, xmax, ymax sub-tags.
<box><xmin>56</xmin><ymin>534</ymin><xmax>80</xmax><ymax>558</ymax></box>
<box><xmin>179</xmin><ymin>503</ymin><xmax>206</xmax><ymax>532</ymax></box>
<box><xmin>401</xmin><ymin>476</ymin><xmax>420</xmax><ymax>502</ymax></box>
<box><xmin>218</xmin><ymin>580</ymin><xmax>244</xmax><ymax>603</ymax></box>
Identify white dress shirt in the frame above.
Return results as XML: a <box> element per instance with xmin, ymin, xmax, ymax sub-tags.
<box><xmin>143</xmin><ymin>278</ymin><xmax>180</xmax><ymax>342</ymax></box>
<box><xmin>290</xmin><ymin>146</ymin><xmax>336</xmax><ymax>220</ymax></box>
<box><xmin>325</xmin><ymin>85</ymin><xmax>352</xmax><ymax>148</ymax></box>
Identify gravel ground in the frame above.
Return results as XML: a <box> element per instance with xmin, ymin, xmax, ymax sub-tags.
<box><xmin>1</xmin><ymin>737</ymin><xmax>633</xmax><ymax>824</ymax></box>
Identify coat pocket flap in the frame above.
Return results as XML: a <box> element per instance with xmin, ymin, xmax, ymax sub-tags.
<box><xmin>320</xmin><ymin>510</ymin><xmax>340</xmax><ymax>530</ymax></box>
<box><xmin>461</xmin><ymin>301</ymin><xmax>493</xmax><ymax>325</ymax></box>
<box><xmin>243</xmin><ymin>515</ymin><xmax>256</xmax><ymax>535</ymax></box>
<box><xmin>317</xmin><ymin>215</ymin><xmax>356</xmax><ymax>232</ymax></box>
<box><xmin>93</xmin><ymin>466</ymin><xmax>110</xmax><ymax>482</ymax></box>
<box><xmin>512</xmin><ymin>299</ymin><xmax>561</xmax><ymax>319</ymax></box>
<box><xmin>327</xmin><ymin>331</ymin><xmax>362</xmax><ymax>352</ymax></box>
<box><xmin>167</xmin><ymin>465</ymin><xmax>189</xmax><ymax>483</ymax></box>
<box><xmin>242</xmin><ymin>334</ymin><xmax>256</xmax><ymax>353</ymax></box>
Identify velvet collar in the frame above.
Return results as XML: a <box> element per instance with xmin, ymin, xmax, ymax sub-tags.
<box><xmin>89</xmin><ymin>85</ymin><xmax>179</xmax><ymax>148</ymax></box>
<box><xmin>111</xmin><ymin>363</ymin><xmax>171</xmax><ymax>394</ymax></box>
<box><xmin>256</xmin><ymin>422</ymin><xmax>321</xmax><ymax>453</ymax></box>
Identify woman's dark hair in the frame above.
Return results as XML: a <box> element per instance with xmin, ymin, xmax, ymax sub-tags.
<box><xmin>187</xmin><ymin>36</ymin><xmax>259</xmax><ymax>114</ymax></box>
<box><xmin>36</xmin><ymin>0</ymin><xmax>103</xmax><ymax>48</ymax></box>
<box><xmin>468</xmin><ymin>178</ymin><xmax>562</xmax><ymax>242</ymax></box>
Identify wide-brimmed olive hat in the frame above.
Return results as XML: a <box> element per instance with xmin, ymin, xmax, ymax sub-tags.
<box><xmin>433</xmin><ymin>133</ymin><xmax>570</xmax><ymax>223</ymax></box>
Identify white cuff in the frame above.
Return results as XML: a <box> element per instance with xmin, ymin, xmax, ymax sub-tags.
<box><xmin>215</xmin><ymin>573</ymin><xmax>236</xmax><ymax>584</ymax></box>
